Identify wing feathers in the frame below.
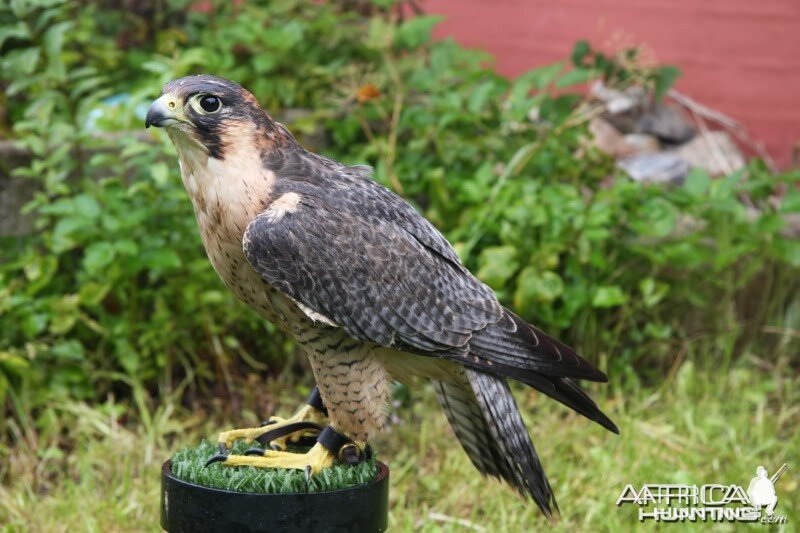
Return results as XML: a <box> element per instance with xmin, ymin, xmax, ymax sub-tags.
<box><xmin>243</xmin><ymin>157</ymin><xmax>614</xmax><ymax>428</ymax></box>
<box><xmin>469</xmin><ymin>311</ymin><xmax>608</xmax><ymax>382</ymax></box>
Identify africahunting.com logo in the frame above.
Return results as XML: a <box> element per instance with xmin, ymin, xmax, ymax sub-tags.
<box><xmin>616</xmin><ymin>464</ymin><xmax>788</xmax><ymax>524</ymax></box>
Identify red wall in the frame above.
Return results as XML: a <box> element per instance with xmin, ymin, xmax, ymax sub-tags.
<box><xmin>424</xmin><ymin>0</ymin><xmax>800</xmax><ymax>168</ymax></box>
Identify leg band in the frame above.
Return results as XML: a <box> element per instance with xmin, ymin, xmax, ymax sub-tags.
<box><xmin>317</xmin><ymin>425</ymin><xmax>370</xmax><ymax>466</ymax></box>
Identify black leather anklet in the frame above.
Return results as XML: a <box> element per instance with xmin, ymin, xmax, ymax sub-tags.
<box><xmin>317</xmin><ymin>425</ymin><xmax>369</xmax><ymax>466</ymax></box>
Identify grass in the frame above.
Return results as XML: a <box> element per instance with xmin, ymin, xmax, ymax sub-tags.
<box><xmin>170</xmin><ymin>440</ymin><xmax>378</xmax><ymax>493</ymax></box>
<box><xmin>0</xmin><ymin>352</ymin><xmax>797</xmax><ymax>532</ymax></box>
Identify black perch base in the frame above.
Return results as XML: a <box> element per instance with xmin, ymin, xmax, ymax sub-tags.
<box><xmin>160</xmin><ymin>460</ymin><xmax>389</xmax><ymax>533</ymax></box>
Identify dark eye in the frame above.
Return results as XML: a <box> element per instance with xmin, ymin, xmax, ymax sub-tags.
<box><xmin>199</xmin><ymin>95</ymin><xmax>221</xmax><ymax>113</ymax></box>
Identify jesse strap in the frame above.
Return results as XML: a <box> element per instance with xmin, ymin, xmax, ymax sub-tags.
<box><xmin>306</xmin><ymin>386</ymin><xmax>328</xmax><ymax>416</ymax></box>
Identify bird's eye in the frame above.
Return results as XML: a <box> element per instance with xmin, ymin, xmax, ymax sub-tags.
<box><xmin>199</xmin><ymin>95</ymin><xmax>221</xmax><ymax>113</ymax></box>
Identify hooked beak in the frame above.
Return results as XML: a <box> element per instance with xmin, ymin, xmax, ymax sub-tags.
<box><xmin>145</xmin><ymin>94</ymin><xmax>181</xmax><ymax>128</ymax></box>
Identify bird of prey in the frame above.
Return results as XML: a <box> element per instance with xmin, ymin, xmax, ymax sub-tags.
<box><xmin>146</xmin><ymin>75</ymin><xmax>618</xmax><ymax>517</ymax></box>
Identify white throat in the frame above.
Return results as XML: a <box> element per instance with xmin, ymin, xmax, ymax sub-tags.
<box><xmin>168</xmin><ymin>127</ymin><xmax>276</xmax><ymax>244</ymax></box>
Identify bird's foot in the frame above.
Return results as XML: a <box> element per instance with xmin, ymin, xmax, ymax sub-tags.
<box><xmin>214</xmin><ymin>387</ymin><xmax>328</xmax><ymax>454</ymax></box>
<box><xmin>208</xmin><ymin>443</ymin><xmax>336</xmax><ymax>476</ymax></box>
<box><xmin>206</xmin><ymin>426</ymin><xmax>370</xmax><ymax>477</ymax></box>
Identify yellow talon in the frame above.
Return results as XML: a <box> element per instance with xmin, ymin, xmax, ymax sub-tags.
<box><xmin>215</xmin><ymin>403</ymin><xmax>328</xmax><ymax>451</ymax></box>
<box><xmin>267</xmin><ymin>404</ymin><xmax>327</xmax><ymax>451</ymax></box>
<box><xmin>217</xmin><ymin>426</ymin><xmax>268</xmax><ymax>449</ymax></box>
<box><xmin>222</xmin><ymin>443</ymin><xmax>336</xmax><ymax>474</ymax></box>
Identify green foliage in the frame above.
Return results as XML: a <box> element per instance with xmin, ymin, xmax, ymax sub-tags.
<box><xmin>171</xmin><ymin>441</ymin><xmax>379</xmax><ymax>493</ymax></box>
<box><xmin>0</xmin><ymin>0</ymin><xmax>798</xmax><ymax>427</ymax></box>
<box><xmin>569</xmin><ymin>39</ymin><xmax>682</xmax><ymax>101</ymax></box>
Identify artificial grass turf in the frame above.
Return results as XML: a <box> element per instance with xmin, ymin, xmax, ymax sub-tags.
<box><xmin>170</xmin><ymin>440</ymin><xmax>379</xmax><ymax>494</ymax></box>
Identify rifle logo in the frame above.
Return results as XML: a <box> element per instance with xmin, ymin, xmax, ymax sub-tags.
<box><xmin>616</xmin><ymin>463</ymin><xmax>789</xmax><ymax>524</ymax></box>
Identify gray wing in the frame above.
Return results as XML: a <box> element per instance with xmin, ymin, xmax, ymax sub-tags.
<box><xmin>244</xmin><ymin>178</ymin><xmax>500</xmax><ymax>352</ymax></box>
<box><xmin>242</xmin><ymin>161</ymin><xmax>608</xmax><ymax>386</ymax></box>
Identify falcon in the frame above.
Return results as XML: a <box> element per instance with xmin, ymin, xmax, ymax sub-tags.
<box><xmin>146</xmin><ymin>75</ymin><xmax>617</xmax><ymax>517</ymax></box>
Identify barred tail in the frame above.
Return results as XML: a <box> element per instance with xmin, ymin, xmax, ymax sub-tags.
<box><xmin>433</xmin><ymin>369</ymin><xmax>558</xmax><ymax>518</ymax></box>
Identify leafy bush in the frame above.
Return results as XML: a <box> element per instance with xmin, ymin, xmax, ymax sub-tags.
<box><xmin>0</xmin><ymin>0</ymin><xmax>797</xmax><ymax>427</ymax></box>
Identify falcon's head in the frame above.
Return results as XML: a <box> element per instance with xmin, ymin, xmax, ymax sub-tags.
<box><xmin>145</xmin><ymin>75</ymin><xmax>293</xmax><ymax>160</ymax></box>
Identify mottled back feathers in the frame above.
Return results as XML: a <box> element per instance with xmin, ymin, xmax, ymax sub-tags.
<box><xmin>244</xmin><ymin>148</ymin><xmax>614</xmax><ymax>399</ymax></box>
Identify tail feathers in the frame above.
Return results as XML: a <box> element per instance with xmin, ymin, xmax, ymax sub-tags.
<box><xmin>433</xmin><ymin>369</ymin><xmax>559</xmax><ymax>518</ymax></box>
<box><xmin>432</xmin><ymin>378</ymin><xmax>510</xmax><ymax>481</ymax></box>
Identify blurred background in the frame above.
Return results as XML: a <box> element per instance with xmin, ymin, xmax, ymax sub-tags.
<box><xmin>0</xmin><ymin>0</ymin><xmax>798</xmax><ymax>531</ymax></box>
